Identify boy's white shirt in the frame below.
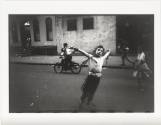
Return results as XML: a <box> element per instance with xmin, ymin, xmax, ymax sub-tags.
<box><xmin>88</xmin><ymin>57</ymin><xmax>105</xmax><ymax>73</ymax></box>
<box><xmin>78</xmin><ymin>49</ymin><xmax>110</xmax><ymax>73</ymax></box>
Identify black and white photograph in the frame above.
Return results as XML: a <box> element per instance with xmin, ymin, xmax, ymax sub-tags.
<box><xmin>1</xmin><ymin>0</ymin><xmax>161</xmax><ymax>125</ymax></box>
<box><xmin>9</xmin><ymin>14</ymin><xmax>154</xmax><ymax>113</ymax></box>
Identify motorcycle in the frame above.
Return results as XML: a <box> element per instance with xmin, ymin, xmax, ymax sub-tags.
<box><xmin>53</xmin><ymin>54</ymin><xmax>81</xmax><ymax>74</ymax></box>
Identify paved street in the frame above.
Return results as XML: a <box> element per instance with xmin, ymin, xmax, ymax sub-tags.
<box><xmin>9</xmin><ymin>63</ymin><xmax>154</xmax><ymax>113</ymax></box>
<box><xmin>10</xmin><ymin>55</ymin><xmax>135</xmax><ymax>68</ymax></box>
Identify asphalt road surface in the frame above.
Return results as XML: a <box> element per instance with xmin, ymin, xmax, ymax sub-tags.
<box><xmin>9</xmin><ymin>63</ymin><xmax>154</xmax><ymax>113</ymax></box>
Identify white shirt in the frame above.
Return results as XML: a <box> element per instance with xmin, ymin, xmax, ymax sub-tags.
<box><xmin>66</xmin><ymin>48</ymin><xmax>74</xmax><ymax>55</ymax></box>
<box><xmin>61</xmin><ymin>47</ymin><xmax>74</xmax><ymax>56</ymax></box>
<box><xmin>78</xmin><ymin>49</ymin><xmax>110</xmax><ymax>75</ymax></box>
<box><xmin>137</xmin><ymin>52</ymin><xmax>145</xmax><ymax>63</ymax></box>
<box><xmin>88</xmin><ymin>56</ymin><xmax>105</xmax><ymax>73</ymax></box>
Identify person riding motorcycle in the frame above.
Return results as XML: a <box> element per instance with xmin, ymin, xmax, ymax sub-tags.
<box><xmin>60</xmin><ymin>43</ymin><xmax>75</xmax><ymax>69</ymax></box>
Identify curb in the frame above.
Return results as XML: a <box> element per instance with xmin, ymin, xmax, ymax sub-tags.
<box><xmin>11</xmin><ymin>61</ymin><xmax>134</xmax><ymax>69</ymax></box>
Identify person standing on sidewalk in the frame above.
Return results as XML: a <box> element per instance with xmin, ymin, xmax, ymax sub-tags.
<box><xmin>73</xmin><ymin>45</ymin><xmax>111</xmax><ymax>110</ymax></box>
<box><xmin>117</xmin><ymin>41</ymin><xmax>132</xmax><ymax>66</ymax></box>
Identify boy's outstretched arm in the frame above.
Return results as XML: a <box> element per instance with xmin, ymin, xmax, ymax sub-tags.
<box><xmin>74</xmin><ymin>48</ymin><xmax>93</xmax><ymax>58</ymax></box>
<box><xmin>103</xmin><ymin>50</ymin><xmax>111</xmax><ymax>59</ymax></box>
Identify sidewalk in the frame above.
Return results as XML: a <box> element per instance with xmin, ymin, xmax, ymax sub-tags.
<box><xmin>10</xmin><ymin>55</ymin><xmax>136</xmax><ymax>68</ymax></box>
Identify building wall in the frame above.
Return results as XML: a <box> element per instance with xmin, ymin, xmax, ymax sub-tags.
<box><xmin>31</xmin><ymin>15</ymin><xmax>57</xmax><ymax>46</ymax></box>
<box><xmin>56</xmin><ymin>16</ymin><xmax>116</xmax><ymax>54</ymax></box>
<box><xmin>9</xmin><ymin>15</ymin><xmax>116</xmax><ymax>54</ymax></box>
<box><xmin>9</xmin><ymin>17</ymin><xmax>22</xmax><ymax>47</ymax></box>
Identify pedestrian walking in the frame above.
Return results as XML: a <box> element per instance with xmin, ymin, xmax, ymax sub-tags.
<box><xmin>117</xmin><ymin>41</ymin><xmax>134</xmax><ymax>66</ymax></box>
<box><xmin>133</xmin><ymin>46</ymin><xmax>152</xmax><ymax>91</ymax></box>
<box><xmin>73</xmin><ymin>45</ymin><xmax>111</xmax><ymax>110</ymax></box>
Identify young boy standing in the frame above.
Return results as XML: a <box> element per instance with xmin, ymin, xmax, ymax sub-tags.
<box><xmin>74</xmin><ymin>45</ymin><xmax>111</xmax><ymax>109</ymax></box>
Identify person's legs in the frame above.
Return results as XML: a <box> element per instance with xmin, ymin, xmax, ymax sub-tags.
<box><xmin>87</xmin><ymin>76</ymin><xmax>100</xmax><ymax>105</ymax></box>
<box><xmin>64</xmin><ymin>58</ymin><xmax>68</xmax><ymax>70</ymax></box>
<box><xmin>61</xmin><ymin>58</ymin><xmax>65</xmax><ymax>65</ymax></box>
<box><xmin>121</xmin><ymin>54</ymin><xmax>126</xmax><ymax>66</ymax></box>
<box><xmin>80</xmin><ymin>75</ymin><xmax>90</xmax><ymax>104</ymax></box>
<box><xmin>80</xmin><ymin>75</ymin><xmax>101</xmax><ymax>109</ymax></box>
<box><xmin>65</xmin><ymin>55</ymin><xmax>72</xmax><ymax>67</ymax></box>
<box><xmin>68</xmin><ymin>55</ymin><xmax>72</xmax><ymax>66</ymax></box>
<box><xmin>80</xmin><ymin>92</ymin><xmax>88</xmax><ymax>104</ymax></box>
<box><xmin>137</xmin><ymin>71</ymin><xmax>144</xmax><ymax>91</ymax></box>
<box><xmin>142</xmin><ymin>63</ymin><xmax>152</xmax><ymax>78</ymax></box>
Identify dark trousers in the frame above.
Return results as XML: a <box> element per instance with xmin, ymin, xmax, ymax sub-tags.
<box><xmin>81</xmin><ymin>75</ymin><xmax>100</xmax><ymax>104</ymax></box>
<box><xmin>65</xmin><ymin>55</ymin><xmax>72</xmax><ymax>67</ymax></box>
<box><xmin>61</xmin><ymin>55</ymin><xmax>72</xmax><ymax>69</ymax></box>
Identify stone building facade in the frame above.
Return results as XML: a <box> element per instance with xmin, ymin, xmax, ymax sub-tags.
<box><xmin>9</xmin><ymin>15</ymin><xmax>116</xmax><ymax>55</ymax></box>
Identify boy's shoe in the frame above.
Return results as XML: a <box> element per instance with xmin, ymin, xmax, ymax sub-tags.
<box><xmin>79</xmin><ymin>98</ymin><xmax>88</xmax><ymax>108</ymax></box>
<box><xmin>87</xmin><ymin>102</ymin><xmax>96</xmax><ymax>108</ymax></box>
<box><xmin>87</xmin><ymin>102</ymin><xmax>97</xmax><ymax>112</ymax></box>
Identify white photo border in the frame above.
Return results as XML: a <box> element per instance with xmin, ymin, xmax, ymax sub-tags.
<box><xmin>0</xmin><ymin>0</ymin><xmax>161</xmax><ymax>125</ymax></box>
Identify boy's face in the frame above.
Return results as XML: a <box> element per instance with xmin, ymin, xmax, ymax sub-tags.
<box><xmin>95</xmin><ymin>47</ymin><xmax>104</xmax><ymax>57</ymax></box>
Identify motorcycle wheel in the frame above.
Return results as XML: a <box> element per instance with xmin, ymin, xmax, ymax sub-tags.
<box><xmin>54</xmin><ymin>63</ymin><xmax>63</xmax><ymax>73</ymax></box>
<box><xmin>71</xmin><ymin>63</ymin><xmax>81</xmax><ymax>74</ymax></box>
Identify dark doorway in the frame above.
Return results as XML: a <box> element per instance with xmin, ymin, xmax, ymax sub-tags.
<box><xmin>116</xmin><ymin>15</ymin><xmax>154</xmax><ymax>54</ymax></box>
<box><xmin>20</xmin><ymin>20</ymin><xmax>31</xmax><ymax>50</ymax></box>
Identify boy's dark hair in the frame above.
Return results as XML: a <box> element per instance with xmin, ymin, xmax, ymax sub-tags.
<box><xmin>93</xmin><ymin>45</ymin><xmax>105</xmax><ymax>57</ymax></box>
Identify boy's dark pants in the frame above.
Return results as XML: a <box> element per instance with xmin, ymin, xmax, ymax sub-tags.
<box><xmin>81</xmin><ymin>75</ymin><xmax>100</xmax><ymax>104</ymax></box>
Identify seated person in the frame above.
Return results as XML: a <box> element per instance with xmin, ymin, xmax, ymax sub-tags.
<box><xmin>61</xmin><ymin>43</ymin><xmax>74</xmax><ymax>68</ymax></box>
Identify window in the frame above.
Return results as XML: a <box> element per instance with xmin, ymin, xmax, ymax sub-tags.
<box><xmin>33</xmin><ymin>19</ymin><xmax>40</xmax><ymax>41</ymax></box>
<box><xmin>83</xmin><ymin>17</ymin><xmax>94</xmax><ymax>30</ymax></box>
<box><xmin>46</xmin><ymin>17</ymin><xmax>53</xmax><ymax>41</ymax></box>
<box><xmin>67</xmin><ymin>19</ymin><xmax>77</xmax><ymax>31</ymax></box>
